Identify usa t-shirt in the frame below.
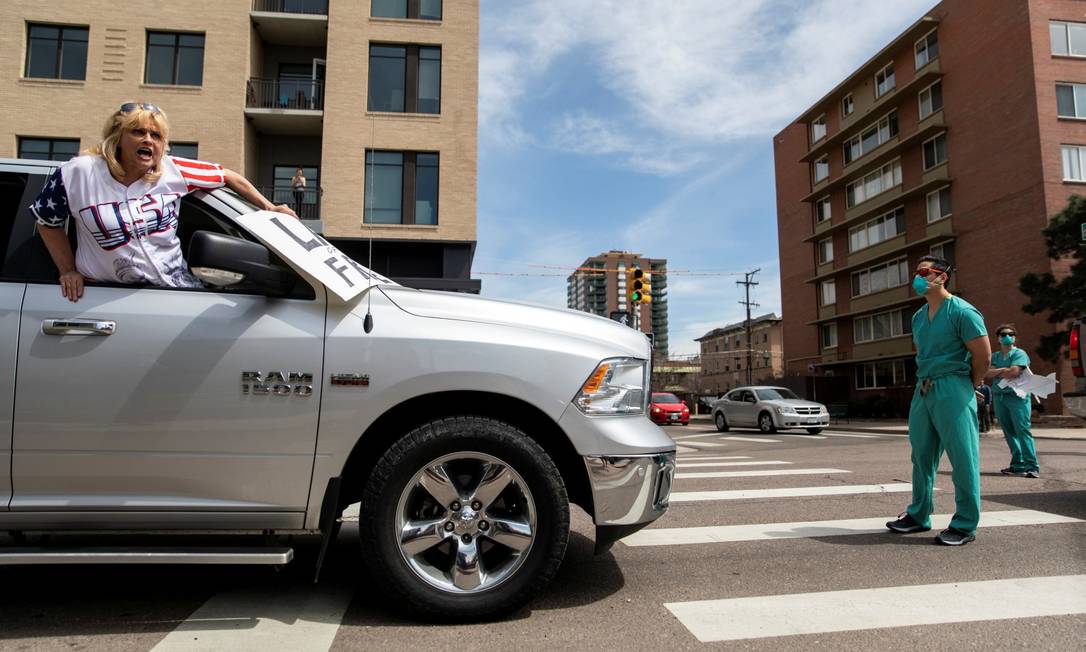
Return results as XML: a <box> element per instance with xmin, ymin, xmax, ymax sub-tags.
<box><xmin>30</xmin><ymin>154</ymin><xmax>226</xmax><ymax>287</ymax></box>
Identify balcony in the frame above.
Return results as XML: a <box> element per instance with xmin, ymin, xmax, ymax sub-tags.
<box><xmin>245</xmin><ymin>78</ymin><xmax>323</xmax><ymax>135</ymax></box>
<box><xmin>251</xmin><ymin>1</ymin><xmax>328</xmax><ymax>47</ymax></box>
<box><xmin>259</xmin><ymin>185</ymin><xmax>322</xmax><ymax>221</ymax></box>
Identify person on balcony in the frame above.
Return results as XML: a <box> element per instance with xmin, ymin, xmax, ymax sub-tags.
<box><xmin>291</xmin><ymin>165</ymin><xmax>307</xmax><ymax>217</ymax></box>
<box><xmin>30</xmin><ymin>101</ymin><xmax>297</xmax><ymax>302</ymax></box>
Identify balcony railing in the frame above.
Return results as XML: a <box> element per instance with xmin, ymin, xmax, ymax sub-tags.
<box><xmin>246</xmin><ymin>78</ymin><xmax>324</xmax><ymax>110</ymax></box>
<box><xmin>252</xmin><ymin>0</ymin><xmax>328</xmax><ymax>15</ymax></box>
<box><xmin>259</xmin><ymin>185</ymin><xmax>323</xmax><ymax>220</ymax></box>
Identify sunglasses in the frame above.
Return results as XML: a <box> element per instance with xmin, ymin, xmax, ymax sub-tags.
<box><xmin>913</xmin><ymin>267</ymin><xmax>946</xmax><ymax>278</ymax></box>
<box><xmin>119</xmin><ymin>102</ymin><xmax>161</xmax><ymax>114</ymax></box>
<box><xmin>997</xmin><ymin>331</ymin><xmax>1016</xmax><ymax>337</ymax></box>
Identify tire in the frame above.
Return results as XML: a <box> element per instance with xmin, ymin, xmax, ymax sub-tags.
<box><xmin>714</xmin><ymin>411</ymin><xmax>730</xmax><ymax>432</ymax></box>
<box><xmin>806</xmin><ymin>428</ymin><xmax>823</xmax><ymax>435</ymax></box>
<box><xmin>758</xmin><ymin>412</ymin><xmax>777</xmax><ymax>434</ymax></box>
<box><xmin>359</xmin><ymin>416</ymin><xmax>570</xmax><ymax>621</ymax></box>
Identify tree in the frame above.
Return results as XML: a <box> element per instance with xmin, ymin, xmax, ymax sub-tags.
<box><xmin>1018</xmin><ymin>194</ymin><xmax>1086</xmax><ymax>361</ymax></box>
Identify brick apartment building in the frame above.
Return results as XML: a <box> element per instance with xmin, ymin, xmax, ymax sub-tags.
<box><xmin>0</xmin><ymin>0</ymin><xmax>479</xmax><ymax>291</ymax></box>
<box><xmin>696</xmin><ymin>313</ymin><xmax>784</xmax><ymax>396</ymax></box>
<box><xmin>566</xmin><ymin>250</ymin><xmax>669</xmax><ymax>357</ymax></box>
<box><xmin>774</xmin><ymin>0</ymin><xmax>1085</xmax><ymax>413</ymax></box>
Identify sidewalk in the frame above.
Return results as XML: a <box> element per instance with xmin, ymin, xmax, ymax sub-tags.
<box><xmin>688</xmin><ymin>414</ymin><xmax>1086</xmax><ymax>440</ymax></box>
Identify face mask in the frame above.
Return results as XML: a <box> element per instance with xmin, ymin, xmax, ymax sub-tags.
<box><xmin>1000</xmin><ymin>335</ymin><xmax>1014</xmax><ymax>346</ymax></box>
<box><xmin>912</xmin><ymin>275</ymin><xmax>929</xmax><ymax>296</ymax></box>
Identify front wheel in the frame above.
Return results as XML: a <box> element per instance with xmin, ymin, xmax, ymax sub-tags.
<box><xmin>359</xmin><ymin>416</ymin><xmax>570</xmax><ymax>621</ymax></box>
<box><xmin>714</xmin><ymin>412</ymin><xmax>730</xmax><ymax>432</ymax></box>
<box><xmin>758</xmin><ymin>412</ymin><xmax>777</xmax><ymax>434</ymax></box>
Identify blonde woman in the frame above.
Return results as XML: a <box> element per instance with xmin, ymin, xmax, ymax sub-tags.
<box><xmin>30</xmin><ymin>102</ymin><xmax>296</xmax><ymax>302</ymax></box>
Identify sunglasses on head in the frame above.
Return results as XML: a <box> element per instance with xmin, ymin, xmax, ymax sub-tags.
<box><xmin>914</xmin><ymin>267</ymin><xmax>946</xmax><ymax>278</ymax></box>
<box><xmin>119</xmin><ymin>102</ymin><xmax>161</xmax><ymax>114</ymax></box>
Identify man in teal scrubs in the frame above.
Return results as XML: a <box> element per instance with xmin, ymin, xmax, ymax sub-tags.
<box><xmin>986</xmin><ymin>324</ymin><xmax>1039</xmax><ymax>478</ymax></box>
<box><xmin>886</xmin><ymin>256</ymin><xmax>990</xmax><ymax>546</ymax></box>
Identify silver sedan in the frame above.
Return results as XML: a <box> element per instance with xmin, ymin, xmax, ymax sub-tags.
<box><xmin>710</xmin><ymin>386</ymin><xmax>829</xmax><ymax>434</ymax></box>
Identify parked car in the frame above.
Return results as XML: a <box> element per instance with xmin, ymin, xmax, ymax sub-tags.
<box><xmin>1064</xmin><ymin>317</ymin><xmax>1086</xmax><ymax>418</ymax></box>
<box><xmin>650</xmin><ymin>392</ymin><xmax>689</xmax><ymax>425</ymax></box>
<box><xmin>0</xmin><ymin>157</ymin><xmax>676</xmax><ymax>621</ymax></box>
<box><xmin>710</xmin><ymin>386</ymin><xmax>829</xmax><ymax>434</ymax></box>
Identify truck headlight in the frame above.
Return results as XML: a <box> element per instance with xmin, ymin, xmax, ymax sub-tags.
<box><xmin>574</xmin><ymin>357</ymin><xmax>647</xmax><ymax>416</ymax></box>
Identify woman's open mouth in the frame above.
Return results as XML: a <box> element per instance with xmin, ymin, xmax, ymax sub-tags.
<box><xmin>136</xmin><ymin>147</ymin><xmax>154</xmax><ymax>161</ymax></box>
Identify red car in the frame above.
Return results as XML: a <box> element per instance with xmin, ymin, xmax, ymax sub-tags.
<box><xmin>650</xmin><ymin>392</ymin><xmax>689</xmax><ymax>425</ymax></box>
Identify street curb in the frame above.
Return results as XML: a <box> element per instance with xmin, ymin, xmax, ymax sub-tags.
<box><xmin>687</xmin><ymin>416</ymin><xmax>1085</xmax><ymax>440</ymax></box>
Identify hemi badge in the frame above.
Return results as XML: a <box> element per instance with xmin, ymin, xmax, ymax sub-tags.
<box><xmin>331</xmin><ymin>373</ymin><xmax>370</xmax><ymax>386</ymax></box>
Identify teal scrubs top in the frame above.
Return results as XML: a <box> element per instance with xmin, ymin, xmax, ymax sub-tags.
<box><xmin>991</xmin><ymin>347</ymin><xmax>1030</xmax><ymax>396</ymax></box>
<box><xmin>912</xmin><ymin>296</ymin><xmax>988</xmax><ymax>379</ymax></box>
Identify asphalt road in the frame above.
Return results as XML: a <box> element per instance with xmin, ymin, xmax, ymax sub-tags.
<box><xmin>1</xmin><ymin>424</ymin><xmax>1083</xmax><ymax>651</ymax></box>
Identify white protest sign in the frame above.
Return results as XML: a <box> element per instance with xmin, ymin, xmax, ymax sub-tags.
<box><xmin>236</xmin><ymin>211</ymin><xmax>391</xmax><ymax>301</ymax></box>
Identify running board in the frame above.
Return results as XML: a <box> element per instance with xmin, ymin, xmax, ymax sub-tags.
<box><xmin>0</xmin><ymin>547</ymin><xmax>294</xmax><ymax>565</ymax></box>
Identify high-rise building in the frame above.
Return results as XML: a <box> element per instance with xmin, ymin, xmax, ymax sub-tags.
<box><xmin>774</xmin><ymin>0</ymin><xmax>1080</xmax><ymax>413</ymax></box>
<box><xmin>0</xmin><ymin>0</ymin><xmax>479</xmax><ymax>292</ymax></box>
<box><xmin>566</xmin><ymin>250</ymin><xmax>669</xmax><ymax>357</ymax></box>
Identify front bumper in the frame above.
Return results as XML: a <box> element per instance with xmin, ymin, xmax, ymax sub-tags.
<box><xmin>650</xmin><ymin>411</ymin><xmax>689</xmax><ymax>425</ymax></box>
<box><xmin>584</xmin><ymin>452</ymin><xmax>675</xmax><ymax>552</ymax></box>
<box><xmin>776</xmin><ymin>414</ymin><xmax>830</xmax><ymax>428</ymax></box>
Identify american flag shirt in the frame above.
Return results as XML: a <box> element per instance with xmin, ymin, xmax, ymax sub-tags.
<box><xmin>30</xmin><ymin>154</ymin><xmax>226</xmax><ymax>287</ymax></box>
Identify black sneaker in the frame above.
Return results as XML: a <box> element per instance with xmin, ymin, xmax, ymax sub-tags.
<box><xmin>1000</xmin><ymin>467</ymin><xmax>1027</xmax><ymax>477</ymax></box>
<box><xmin>934</xmin><ymin>527</ymin><xmax>976</xmax><ymax>546</ymax></box>
<box><xmin>1025</xmin><ymin>469</ymin><xmax>1040</xmax><ymax>478</ymax></box>
<box><xmin>886</xmin><ymin>512</ymin><xmax>930</xmax><ymax>533</ymax></box>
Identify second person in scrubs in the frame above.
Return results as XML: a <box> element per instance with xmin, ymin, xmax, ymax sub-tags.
<box><xmin>986</xmin><ymin>324</ymin><xmax>1040</xmax><ymax>478</ymax></box>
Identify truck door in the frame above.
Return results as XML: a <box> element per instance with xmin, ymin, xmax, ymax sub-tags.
<box><xmin>9</xmin><ymin>194</ymin><xmax>326</xmax><ymax>524</ymax></box>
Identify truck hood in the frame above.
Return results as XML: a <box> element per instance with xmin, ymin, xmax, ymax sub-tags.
<box><xmin>379</xmin><ymin>286</ymin><xmax>651</xmax><ymax>358</ymax></box>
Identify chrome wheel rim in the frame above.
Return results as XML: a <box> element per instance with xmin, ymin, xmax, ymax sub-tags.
<box><xmin>395</xmin><ymin>452</ymin><xmax>537</xmax><ymax>594</ymax></box>
<box><xmin>715</xmin><ymin>413</ymin><xmax>725</xmax><ymax>429</ymax></box>
<box><xmin>760</xmin><ymin>415</ymin><xmax>772</xmax><ymax>432</ymax></box>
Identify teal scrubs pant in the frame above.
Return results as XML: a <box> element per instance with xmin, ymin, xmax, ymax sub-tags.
<box><xmin>906</xmin><ymin>374</ymin><xmax>981</xmax><ymax>535</ymax></box>
<box><xmin>993</xmin><ymin>392</ymin><xmax>1038</xmax><ymax>472</ymax></box>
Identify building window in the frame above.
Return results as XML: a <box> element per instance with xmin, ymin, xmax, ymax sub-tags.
<box><xmin>915</xmin><ymin>29</ymin><xmax>939</xmax><ymax>68</ymax></box>
<box><xmin>815</xmin><ymin>196</ymin><xmax>832</xmax><ymax>223</ymax></box>
<box><xmin>851</xmin><ymin>257</ymin><xmax>908</xmax><ymax>298</ymax></box>
<box><xmin>813</xmin><ymin>156</ymin><xmax>829</xmax><ymax>183</ymax></box>
<box><xmin>368</xmin><ymin>44</ymin><xmax>441</xmax><ymax>114</ymax></box>
<box><xmin>810</xmin><ymin>114</ymin><xmax>827</xmax><ymax>143</ymax></box>
<box><xmin>930</xmin><ymin>241</ymin><xmax>955</xmax><ymax>266</ymax></box>
<box><xmin>820</xmin><ymin>279</ymin><xmax>836</xmax><ymax>306</ymax></box>
<box><xmin>145</xmin><ymin>31</ymin><xmax>204</xmax><ymax>86</ymax></box>
<box><xmin>821</xmin><ymin>323</ymin><xmax>838</xmax><ymax>349</ymax></box>
<box><xmin>169</xmin><ymin>142</ymin><xmax>198</xmax><ymax>159</ymax></box>
<box><xmin>25</xmin><ymin>24</ymin><xmax>88</xmax><ymax>80</ymax></box>
<box><xmin>818</xmin><ymin>237</ymin><xmax>834</xmax><ymax>264</ymax></box>
<box><xmin>1061</xmin><ymin>144</ymin><xmax>1086</xmax><ymax>181</ymax></box>
<box><xmin>854</xmin><ymin>308</ymin><xmax>911</xmax><ymax>343</ymax></box>
<box><xmin>371</xmin><ymin>0</ymin><xmax>442</xmax><ymax>20</ymax></box>
<box><xmin>364</xmin><ymin>150</ymin><xmax>439</xmax><ymax>225</ymax></box>
<box><xmin>846</xmin><ymin>160</ymin><xmax>902</xmax><ymax>208</ymax></box>
<box><xmin>922</xmin><ymin>133</ymin><xmax>947</xmax><ymax>170</ymax></box>
<box><xmin>1051</xmin><ymin>21</ymin><xmax>1086</xmax><ymax>56</ymax></box>
<box><xmin>849</xmin><ymin>206</ymin><xmax>905</xmax><ymax>252</ymax></box>
<box><xmin>843</xmin><ymin>111</ymin><xmax>898</xmax><ymax>165</ymax></box>
<box><xmin>842</xmin><ymin>93</ymin><xmax>854</xmax><ymax>117</ymax></box>
<box><xmin>855</xmin><ymin>359</ymin><xmax>908</xmax><ymax>390</ymax></box>
<box><xmin>1056</xmin><ymin>83</ymin><xmax>1086</xmax><ymax>118</ymax></box>
<box><xmin>918</xmin><ymin>80</ymin><xmax>943</xmax><ymax>120</ymax></box>
<box><xmin>17</xmin><ymin>137</ymin><xmax>79</xmax><ymax>161</ymax></box>
<box><xmin>874</xmin><ymin>62</ymin><xmax>895</xmax><ymax>98</ymax></box>
<box><xmin>926</xmin><ymin>186</ymin><xmax>952</xmax><ymax>221</ymax></box>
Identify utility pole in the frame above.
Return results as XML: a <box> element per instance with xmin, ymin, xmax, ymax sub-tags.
<box><xmin>737</xmin><ymin>268</ymin><xmax>760</xmax><ymax>386</ymax></box>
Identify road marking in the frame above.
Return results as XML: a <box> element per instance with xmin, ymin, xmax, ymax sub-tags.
<box><xmin>670</xmin><ymin>483</ymin><xmax>913</xmax><ymax>503</ymax></box>
<box><xmin>675</xmin><ymin>455</ymin><xmax>752</xmax><ymax>461</ymax></box>
<box><xmin>724</xmin><ymin>436</ymin><xmax>781</xmax><ymax>443</ymax></box>
<box><xmin>676</xmin><ymin>445</ymin><xmax>699</xmax><ymax>454</ymax></box>
<box><xmin>665</xmin><ymin>575</ymin><xmax>1086</xmax><ymax>643</ymax></box>
<box><xmin>774</xmin><ymin>433</ymin><xmax>828</xmax><ymax>440</ymax></box>
<box><xmin>152</xmin><ymin>585</ymin><xmax>353</xmax><ymax>652</ymax></box>
<box><xmin>623</xmin><ymin>509</ymin><xmax>1081</xmax><ymax>547</ymax></box>
<box><xmin>817</xmin><ymin>431</ymin><xmax>881</xmax><ymax>439</ymax></box>
<box><xmin>679</xmin><ymin>440</ymin><xmax>729</xmax><ymax>449</ymax></box>
<box><xmin>676</xmin><ymin>468</ymin><xmax>849</xmax><ymax>480</ymax></box>
<box><xmin>672</xmin><ymin>432</ymin><xmax>729</xmax><ymax>440</ymax></box>
<box><xmin>677</xmin><ymin>461</ymin><xmax>793</xmax><ymax>468</ymax></box>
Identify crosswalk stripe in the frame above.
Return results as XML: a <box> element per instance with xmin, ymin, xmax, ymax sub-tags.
<box><xmin>675</xmin><ymin>455</ymin><xmax>751</xmax><ymax>461</ymax></box>
<box><xmin>818</xmin><ymin>431</ymin><xmax>887</xmax><ymax>439</ymax></box>
<box><xmin>724</xmin><ymin>436</ymin><xmax>780</xmax><ymax>443</ymax></box>
<box><xmin>675</xmin><ymin>468</ymin><xmax>849</xmax><ymax>480</ymax></box>
<box><xmin>665</xmin><ymin>575</ymin><xmax>1086</xmax><ymax>643</ymax></box>
<box><xmin>670</xmin><ymin>483</ymin><xmax>913</xmax><ymax>503</ymax></box>
<box><xmin>774</xmin><ymin>433</ymin><xmax>828</xmax><ymax>439</ymax></box>
<box><xmin>677</xmin><ymin>460</ymin><xmax>792</xmax><ymax>468</ymax></box>
<box><xmin>676</xmin><ymin>445</ymin><xmax>699</xmax><ymax>454</ymax></box>
<box><xmin>679</xmin><ymin>440</ymin><xmax>728</xmax><ymax>448</ymax></box>
<box><xmin>151</xmin><ymin>585</ymin><xmax>354</xmax><ymax>652</ymax></box>
<box><xmin>672</xmin><ymin>432</ymin><xmax>729</xmax><ymax>440</ymax></box>
<box><xmin>622</xmin><ymin>509</ymin><xmax>1081</xmax><ymax>547</ymax></box>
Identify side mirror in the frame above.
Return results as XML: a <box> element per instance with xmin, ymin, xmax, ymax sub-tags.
<box><xmin>187</xmin><ymin>230</ymin><xmax>296</xmax><ymax>296</ymax></box>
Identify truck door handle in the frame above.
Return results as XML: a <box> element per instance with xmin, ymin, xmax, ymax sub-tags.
<box><xmin>41</xmin><ymin>319</ymin><xmax>117</xmax><ymax>336</ymax></box>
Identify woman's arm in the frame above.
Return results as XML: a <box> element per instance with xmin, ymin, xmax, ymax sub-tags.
<box><xmin>37</xmin><ymin>224</ymin><xmax>84</xmax><ymax>301</ymax></box>
<box><xmin>223</xmin><ymin>169</ymin><xmax>298</xmax><ymax>218</ymax></box>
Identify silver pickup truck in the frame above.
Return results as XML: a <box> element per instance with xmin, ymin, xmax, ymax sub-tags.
<box><xmin>0</xmin><ymin>158</ymin><xmax>675</xmax><ymax>620</ymax></box>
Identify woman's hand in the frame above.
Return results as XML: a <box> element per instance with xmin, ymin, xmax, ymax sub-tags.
<box><xmin>59</xmin><ymin>270</ymin><xmax>85</xmax><ymax>302</ymax></box>
<box><xmin>270</xmin><ymin>203</ymin><xmax>299</xmax><ymax>219</ymax></box>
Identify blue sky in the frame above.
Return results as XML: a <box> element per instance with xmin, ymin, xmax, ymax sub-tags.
<box><xmin>474</xmin><ymin>0</ymin><xmax>933</xmax><ymax>356</ymax></box>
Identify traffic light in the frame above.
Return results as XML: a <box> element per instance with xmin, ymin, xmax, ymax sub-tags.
<box><xmin>640</xmin><ymin>272</ymin><xmax>652</xmax><ymax>305</ymax></box>
<box><xmin>626</xmin><ymin>267</ymin><xmax>646</xmax><ymax>303</ymax></box>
